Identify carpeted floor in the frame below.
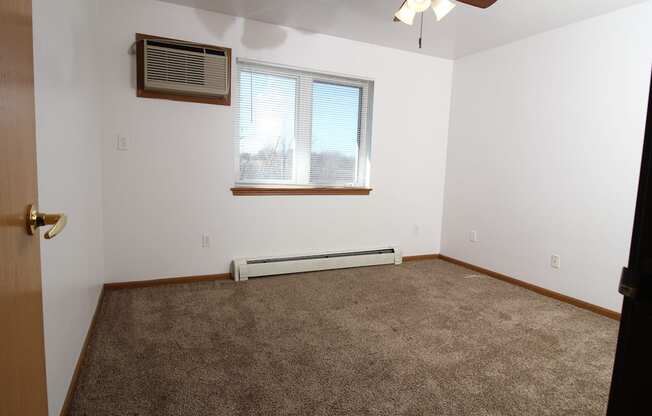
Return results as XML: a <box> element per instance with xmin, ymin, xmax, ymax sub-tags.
<box><xmin>68</xmin><ymin>260</ymin><xmax>618</xmax><ymax>415</ymax></box>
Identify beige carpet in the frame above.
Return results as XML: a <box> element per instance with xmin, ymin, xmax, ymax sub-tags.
<box><xmin>68</xmin><ymin>260</ymin><xmax>618</xmax><ymax>415</ymax></box>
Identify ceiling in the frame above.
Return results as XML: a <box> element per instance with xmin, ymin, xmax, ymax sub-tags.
<box><xmin>159</xmin><ymin>0</ymin><xmax>650</xmax><ymax>59</ymax></box>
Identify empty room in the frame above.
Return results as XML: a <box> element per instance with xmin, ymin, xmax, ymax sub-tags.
<box><xmin>2</xmin><ymin>0</ymin><xmax>652</xmax><ymax>415</ymax></box>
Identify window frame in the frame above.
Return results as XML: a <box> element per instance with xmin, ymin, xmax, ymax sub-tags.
<box><xmin>233</xmin><ymin>59</ymin><xmax>374</xmax><ymax>193</ymax></box>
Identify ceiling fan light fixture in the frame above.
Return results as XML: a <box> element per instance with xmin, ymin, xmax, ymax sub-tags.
<box><xmin>394</xmin><ymin>2</ymin><xmax>417</xmax><ymax>25</ymax></box>
<box><xmin>432</xmin><ymin>0</ymin><xmax>456</xmax><ymax>21</ymax></box>
<box><xmin>407</xmin><ymin>0</ymin><xmax>433</xmax><ymax>13</ymax></box>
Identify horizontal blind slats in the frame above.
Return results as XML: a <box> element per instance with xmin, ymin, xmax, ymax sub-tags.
<box><xmin>234</xmin><ymin>62</ymin><xmax>373</xmax><ymax>187</ymax></box>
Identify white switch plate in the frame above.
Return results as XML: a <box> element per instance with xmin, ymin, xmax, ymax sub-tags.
<box><xmin>551</xmin><ymin>254</ymin><xmax>561</xmax><ymax>269</ymax></box>
<box><xmin>116</xmin><ymin>135</ymin><xmax>128</xmax><ymax>151</ymax></box>
<box><xmin>470</xmin><ymin>230</ymin><xmax>479</xmax><ymax>243</ymax></box>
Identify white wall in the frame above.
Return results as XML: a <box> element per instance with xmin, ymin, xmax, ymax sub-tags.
<box><xmin>99</xmin><ymin>0</ymin><xmax>454</xmax><ymax>283</ymax></box>
<box><xmin>442</xmin><ymin>2</ymin><xmax>652</xmax><ymax>312</ymax></box>
<box><xmin>32</xmin><ymin>0</ymin><xmax>105</xmax><ymax>414</ymax></box>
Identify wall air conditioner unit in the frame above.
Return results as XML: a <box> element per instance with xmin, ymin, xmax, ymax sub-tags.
<box><xmin>136</xmin><ymin>34</ymin><xmax>231</xmax><ymax>105</ymax></box>
<box><xmin>233</xmin><ymin>247</ymin><xmax>402</xmax><ymax>282</ymax></box>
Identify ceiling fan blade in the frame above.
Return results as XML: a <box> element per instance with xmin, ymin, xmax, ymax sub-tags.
<box><xmin>456</xmin><ymin>0</ymin><xmax>499</xmax><ymax>8</ymax></box>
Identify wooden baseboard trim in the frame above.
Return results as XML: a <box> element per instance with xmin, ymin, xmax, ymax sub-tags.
<box><xmin>108</xmin><ymin>258</ymin><xmax>439</xmax><ymax>291</ymax></box>
<box><xmin>59</xmin><ymin>286</ymin><xmax>105</xmax><ymax>416</ymax></box>
<box><xmin>403</xmin><ymin>253</ymin><xmax>440</xmax><ymax>262</ymax></box>
<box><xmin>438</xmin><ymin>255</ymin><xmax>620</xmax><ymax>320</ymax></box>
<box><xmin>104</xmin><ymin>273</ymin><xmax>232</xmax><ymax>290</ymax></box>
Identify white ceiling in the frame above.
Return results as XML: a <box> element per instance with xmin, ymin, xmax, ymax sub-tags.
<box><xmin>159</xmin><ymin>0</ymin><xmax>650</xmax><ymax>59</ymax></box>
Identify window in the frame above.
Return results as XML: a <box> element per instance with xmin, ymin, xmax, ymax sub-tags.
<box><xmin>234</xmin><ymin>60</ymin><xmax>373</xmax><ymax>191</ymax></box>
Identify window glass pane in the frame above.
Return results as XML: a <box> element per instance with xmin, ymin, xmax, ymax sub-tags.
<box><xmin>234</xmin><ymin>62</ymin><xmax>372</xmax><ymax>188</ymax></box>
<box><xmin>310</xmin><ymin>81</ymin><xmax>361</xmax><ymax>185</ymax></box>
<box><xmin>238</xmin><ymin>70</ymin><xmax>297</xmax><ymax>182</ymax></box>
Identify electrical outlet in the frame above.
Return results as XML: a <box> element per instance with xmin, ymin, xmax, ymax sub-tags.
<box><xmin>116</xmin><ymin>135</ymin><xmax>128</xmax><ymax>151</ymax></box>
<box><xmin>551</xmin><ymin>254</ymin><xmax>561</xmax><ymax>269</ymax></box>
<box><xmin>201</xmin><ymin>233</ymin><xmax>210</xmax><ymax>248</ymax></box>
<box><xmin>470</xmin><ymin>230</ymin><xmax>479</xmax><ymax>243</ymax></box>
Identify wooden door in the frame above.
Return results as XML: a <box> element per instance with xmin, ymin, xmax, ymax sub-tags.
<box><xmin>0</xmin><ymin>0</ymin><xmax>49</xmax><ymax>415</ymax></box>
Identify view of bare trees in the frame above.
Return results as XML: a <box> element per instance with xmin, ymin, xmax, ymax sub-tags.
<box><xmin>239</xmin><ymin>136</ymin><xmax>294</xmax><ymax>181</ymax></box>
<box><xmin>310</xmin><ymin>151</ymin><xmax>356</xmax><ymax>184</ymax></box>
<box><xmin>240</xmin><ymin>145</ymin><xmax>356</xmax><ymax>184</ymax></box>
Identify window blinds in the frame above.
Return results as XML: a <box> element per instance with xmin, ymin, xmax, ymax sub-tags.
<box><xmin>235</xmin><ymin>60</ymin><xmax>373</xmax><ymax>187</ymax></box>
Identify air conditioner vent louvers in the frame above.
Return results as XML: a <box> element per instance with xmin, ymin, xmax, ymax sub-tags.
<box><xmin>143</xmin><ymin>39</ymin><xmax>229</xmax><ymax>97</ymax></box>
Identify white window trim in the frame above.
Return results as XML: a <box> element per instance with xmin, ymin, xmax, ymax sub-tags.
<box><xmin>233</xmin><ymin>58</ymin><xmax>374</xmax><ymax>188</ymax></box>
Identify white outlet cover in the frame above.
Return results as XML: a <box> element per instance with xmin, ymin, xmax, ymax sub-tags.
<box><xmin>116</xmin><ymin>135</ymin><xmax>128</xmax><ymax>151</ymax></box>
<box><xmin>551</xmin><ymin>254</ymin><xmax>561</xmax><ymax>269</ymax></box>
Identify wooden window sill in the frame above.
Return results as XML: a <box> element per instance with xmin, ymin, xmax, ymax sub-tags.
<box><xmin>231</xmin><ymin>187</ymin><xmax>372</xmax><ymax>196</ymax></box>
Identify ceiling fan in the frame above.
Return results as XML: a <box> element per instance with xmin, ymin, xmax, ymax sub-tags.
<box><xmin>394</xmin><ymin>0</ymin><xmax>499</xmax><ymax>47</ymax></box>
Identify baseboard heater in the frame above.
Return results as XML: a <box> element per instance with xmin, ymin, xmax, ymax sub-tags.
<box><xmin>232</xmin><ymin>247</ymin><xmax>402</xmax><ymax>282</ymax></box>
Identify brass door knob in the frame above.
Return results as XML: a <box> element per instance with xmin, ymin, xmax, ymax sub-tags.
<box><xmin>26</xmin><ymin>204</ymin><xmax>67</xmax><ymax>239</ymax></box>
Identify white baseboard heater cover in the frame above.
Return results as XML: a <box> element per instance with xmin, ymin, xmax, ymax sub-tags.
<box><xmin>233</xmin><ymin>247</ymin><xmax>402</xmax><ymax>282</ymax></box>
